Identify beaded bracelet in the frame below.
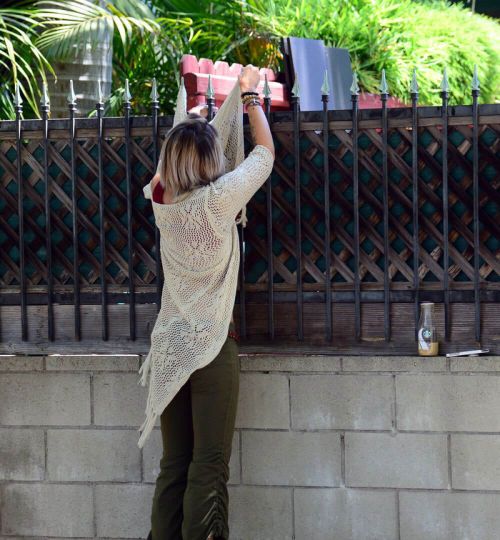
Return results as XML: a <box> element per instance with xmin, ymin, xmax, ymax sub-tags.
<box><xmin>242</xmin><ymin>94</ymin><xmax>261</xmax><ymax>106</ymax></box>
<box><xmin>241</xmin><ymin>91</ymin><xmax>259</xmax><ymax>98</ymax></box>
<box><xmin>245</xmin><ymin>98</ymin><xmax>261</xmax><ymax>108</ymax></box>
<box><xmin>241</xmin><ymin>94</ymin><xmax>259</xmax><ymax>103</ymax></box>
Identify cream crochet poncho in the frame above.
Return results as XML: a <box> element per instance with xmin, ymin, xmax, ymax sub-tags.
<box><xmin>137</xmin><ymin>80</ymin><xmax>274</xmax><ymax>448</ymax></box>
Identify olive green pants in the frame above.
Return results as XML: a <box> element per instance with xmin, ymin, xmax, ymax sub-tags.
<box><xmin>149</xmin><ymin>322</ymin><xmax>239</xmax><ymax>540</ymax></box>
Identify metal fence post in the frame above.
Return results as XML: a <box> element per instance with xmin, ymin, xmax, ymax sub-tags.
<box><xmin>41</xmin><ymin>83</ymin><xmax>54</xmax><ymax>341</ymax></box>
<box><xmin>291</xmin><ymin>73</ymin><xmax>303</xmax><ymax>340</ymax></box>
<box><xmin>321</xmin><ymin>69</ymin><xmax>333</xmax><ymax>342</ymax></box>
<box><xmin>151</xmin><ymin>78</ymin><xmax>162</xmax><ymax>312</ymax></box>
<box><xmin>68</xmin><ymin>80</ymin><xmax>81</xmax><ymax>340</ymax></box>
<box><xmin>441</xmin><ymin>68</ymin><xmax>450</xmax><ymax>341</ymax></box>
<box><xmin>14</xmin><ymin>82</ymin><xmax>27</xmax><ymax>341</ymax></box>
<box><xmin>350</xmin><ymin>72</ymin><xmax>361</xmax><ymax>342</ymax></box>
<box><xmin>263</xmin><ymin>74</ymin><xmax>275</xmax><ymax>339</ymax></box>
<box><xmin>96</xmin><ymin>80</ymin><xmax>108</xmax><ymax>340</ymax></box>
<box><xmin>410</xmin><ymin>69</ymin><xmax>420</xmax><ymax>341</ymax></box>
<box><xmin>123</xmin><ymin>79</ymin><xmax>136</xmax><ymax>340</ymax></box>
<box><xmin>471</xmin><ymin>65</ymin><xmax>481</xmax><ymax>342</ymax></box>
<box><xmin>380</xmin><ymin>69</ymin><xmax>391</xmax><ymax>342</ymax></box>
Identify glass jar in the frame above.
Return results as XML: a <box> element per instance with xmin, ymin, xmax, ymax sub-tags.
<box><xmin>417</xmin><ymin>302</ymin><xmax>439</xmax><ymax>356</ymax></box>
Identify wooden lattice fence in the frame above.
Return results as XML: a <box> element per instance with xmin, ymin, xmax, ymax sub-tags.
<box><xmin>0</xmin><ymin>102</ymin><xmax>498</xmax><ymax>354</ymax></box>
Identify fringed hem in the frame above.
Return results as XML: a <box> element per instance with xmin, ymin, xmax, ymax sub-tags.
<box><xmin>137</xmin><ymin>408</ymin><xmax>157</xmax><ymax>449</ymax></box>
<box><xmin>136</xmin><ymin>351</ymin><xmax>191</xmax><ymax>449</ymax></box>
<box><xmin>138</xmin><ymin>350</ymin><xmax>152</xmax><ymax>387</ymax></box>
<box><xmin>137</xmin><ymin>352</ymin><xmax>156</xmax><ymax>449</ymax></box>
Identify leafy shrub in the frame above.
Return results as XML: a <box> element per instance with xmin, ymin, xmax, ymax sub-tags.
<box><xmin>241</xmin><ymin>0</ymin><xmax>499</xmax><ymax>105</ymax></box>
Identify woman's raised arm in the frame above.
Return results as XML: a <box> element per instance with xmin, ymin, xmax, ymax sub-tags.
<box><xmin>239</xmin><ymin>65</ymin><xmax>275</xmax><ymax>158</ymax></box>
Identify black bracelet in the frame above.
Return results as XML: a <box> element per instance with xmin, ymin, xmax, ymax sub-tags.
<box><xmin>241</xmin><ymin>91</ymin><xmax>259</xmax><ymax>97</ymax></box>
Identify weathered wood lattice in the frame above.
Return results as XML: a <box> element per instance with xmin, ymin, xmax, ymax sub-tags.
<box><xmin>0</xmin><ymin>101</ymin><xmax>498</xmax><ymax>354</ymax></box>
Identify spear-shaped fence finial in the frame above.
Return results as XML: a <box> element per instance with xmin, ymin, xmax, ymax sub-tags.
<box><xmin>263</xmin><ymin>73</ymin><xmax>271</xmax><ymax>99</ymax></box>
<box><xmin>471</xmin><ymin>64</ymin><xmax>480</xmax><ymax>92</ymax></box>
<box><xmin>291</xmin><ymin>72</ymin><xmax>300</xmax><ymax>98</ymax></box>
<box><xmin>124</xmin><ymin>79</ymin><xmax>132</xmax><ymax>103</ymax></box>
<box><xmin>441</xmin><ymin>67</ymin><xmax>449</xmax><ymax>93</ymax></box>
<box><xmin>150</xmin><ymin>77</ymin><xmax>158</xmax><ymax>102</ymax></box>
<box><xmin>97</xmin><ymin>79</ymin><xmax>103</xmax><ymax>104</ymax></box>
<box><xmin>350</xmin><ymin>71</ymin><xmax>360</xmax><ymax>96</ymax></box>
<box><xmin>206</xmin><ymin>74</ymin><xmax>215</xmax><ymax>100</ymax></box>
<box><xmin>410</xmin><ymin>68</ymin><xmax>419</xmax><ymax>94</ymax></box>
<box><xmin>41</xmin><ymin>82</ymin><xmax>50</xmax><ymax>109</ymax></box>
<box><xmin>379</xmin><ymin>69</ymin><xmax>389</xmax><ymax>95</ymax></box>
<box><xmin>67</xmin><ymin>80</ymin><xmax>76</xmax><ymax>105</ymax></box>
<box><xmin>14</xmin><ymin>81</ymin><xmax>23</xmax><ymax>108</ymax></box>
<box><xmin>321</xmin><ymin>69</ymin><xmax>330</xmax><ymax>96</ymax></box>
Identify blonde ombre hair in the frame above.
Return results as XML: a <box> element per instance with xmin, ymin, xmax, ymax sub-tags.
<box><xmin>158</xmin><ymin>113</ymin><xmax>225</xmax><ymax>197</ymax></box>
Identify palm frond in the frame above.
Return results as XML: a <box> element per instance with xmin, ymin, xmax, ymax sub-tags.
<box><xmin>34</xmin><ymin>0</ymin><xmax>159</xmax><ymax>60</ymax></box>
<box><xmin>0</xmin><ymin>5</ymin><xmax>54</xmax><ymax>118</ymax></box>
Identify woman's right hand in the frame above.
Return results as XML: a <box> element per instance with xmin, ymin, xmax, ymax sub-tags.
<box><xmin>239</xmin><ymin>64</ymin><xmax>260</xmax><ymax>93</ymax></box>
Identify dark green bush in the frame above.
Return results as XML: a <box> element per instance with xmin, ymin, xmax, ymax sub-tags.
<box><xmin>241</xmin><ymin>0</ymin><xmax>499</xmax><ymax>105</ymax></box>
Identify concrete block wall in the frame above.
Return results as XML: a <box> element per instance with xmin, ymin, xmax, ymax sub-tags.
<box><xmin>1</xmin><ymin>353</ymin><xmax>500</xmax><ymax>539</ymax></box>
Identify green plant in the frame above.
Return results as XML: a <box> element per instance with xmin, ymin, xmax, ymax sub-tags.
<box><xmin>242</xmin><ymin>0</ymin><xmax>500</xmax><ymax>105</ymax></box>
<box><xmin>35</xmin><ymin>0</ymin><xmax>159</xmax><ymax>58</ymax></box>
<box><xmin>0</xmin><ymin>0</ymin><xmax>160</xmax><ymax>119</ymax></box>
<box><xmin>108</xmin><ymin>0</ymin><xmax>257</xmax><ymax>115</ymax></box>
<box><xmin>0</xmin><ymin>0</ymin><xmax>498</xmax><ymax>119</ymax></box>
<box><xmin>0</xmin><ymin>3</ymin><xmax>53</xmax><ymax>118</ymax></box>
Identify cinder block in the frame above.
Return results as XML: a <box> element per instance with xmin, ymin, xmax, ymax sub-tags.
<box><xmin>399</xmin><ymin>491</ymin><xmax>500</xmax><ymax>540</ymax></box>
<box><xmin>0</xmin><ymin>356</ymin><xmax>43</xmax><ymax>371</ymax></box>
<box><xmin>0</xmin><ymin>373</ymin><xmax>90</xmax><ymax>425</ymax></box>
<box><xmin>47</xmin><ymin>429</ymin><xmax>141</xmax><ymax>481</ymax></box>
<box><xmin>143</xmin><ymin>430</ymin><xmax>240</xmax><ymax>485</ymax></box>
<box><xmin>0</xmin><ymin>483</ymin><xmax>93</xmax><ymax>537</ymax></box>
<box><xmin>94</xmin><ymin>484</ymin><xmax>155</xmax><ymax>538</ymax></box>
<box><xmin>451</xmin><ymin>434</ymin><xmax>500</xmax><ymax>490</ymax></box>
<box><xmin>235</xmin><ymin>373</ymin><xmax>289</xmax><ymax>429</ymax></box>
<box><xmin>0</xmin><ymin>428</ymin><xmax>45</xmax><ymax>480</ymax></box>
<box><xmin>94</xmin><ymin>372</ymin><xmax>155</xmax><ymax>427</ymax></box>
<box><xmin>228</xmin><ymin>485</ymin><xmax>293</xmax><ymax>539</ymax></box>
<box><xmin>46</xmin><ymin>354</ymin><xmax>140</xmax><ymax>371</ymax></box>
<box><xmin>240</xmin><ymin>355</ymin><xmax>341</xmax><ymax>372</ymax></box>
<box><xmin>242</xmin><ymin>430</ymin><xmax>341</xmax><ymax>486</ymax></box>
<box><xmin>294</xmin><ymin>488</ymin><xmax>397</xmax><ymax>540</ymax></box>
<box><xmin>291</xmin><ymin>374</ymin><xmax>393</xmax><ymax>430</ymax></box>
<box><xmin>345</xmin><ymin>432</ymin><xmax>448</xmax><ymax>489</ymax></box>
<box><xmin>397</xmin><ymin>374</ymin><xmax>500</xmax><ymax>431</ymax></box>
<box><xmin>343</xmin><ymin>355</ymin><xmax>446</xmax><ymax>372</ymax></box>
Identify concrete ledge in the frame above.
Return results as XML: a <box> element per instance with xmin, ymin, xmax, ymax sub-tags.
<box><xmin>46</xmin><ymin>354</ymin><xmax>140</xmax><ymax>371</ymax></box>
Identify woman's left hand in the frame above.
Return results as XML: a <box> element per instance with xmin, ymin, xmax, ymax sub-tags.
<box><xmin>188</xmin><ymin>103</ymin><xmax>218</xmax><ymax>118</ymax></box>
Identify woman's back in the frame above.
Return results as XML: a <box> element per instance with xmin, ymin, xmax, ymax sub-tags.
<box><xmin>148</xmin><ymin>144</ymin><xmax>274</xmax><ymax>272</ymax></box>
<box><xmin>138</xmin><ymin>67</ymin><xmax>275</xmax><ymax>450</ymax></box>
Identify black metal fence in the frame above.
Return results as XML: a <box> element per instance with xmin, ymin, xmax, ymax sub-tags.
<box><xmin>0</xmin><ymin>69</ymin><xmax>498</xmax><ymax>354</ymax></box>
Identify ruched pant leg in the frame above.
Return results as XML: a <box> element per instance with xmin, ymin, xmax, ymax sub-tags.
<box><xmin>151</xmin><ymin>379</ymin><xmax>194</xmax><ymax>540</ymax></box>
<box><xmin>181</xmin><ymin>331</ymin><xmax>240</xmax><ymax>540</ymax></box>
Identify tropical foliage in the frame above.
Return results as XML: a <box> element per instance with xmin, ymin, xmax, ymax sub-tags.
<box><xmin>0</xmin><ymin>3</ymin><xmax>53</xmax><ymax>118</ymax></box>
<box><xmin>241</xmin><ymin>0</ymin><xmax>500</xmax><ymax>105</ymax></box>
<box><xmin>0</xmin><ymin>0</ymin><xmax>498</xmax><ymax>119</ymax></box>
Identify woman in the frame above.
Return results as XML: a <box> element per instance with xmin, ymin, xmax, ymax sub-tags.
<box><xmin>140</xmin><ymin>65</ymin><xmax>275</xmax><ymax>539</ymax></box>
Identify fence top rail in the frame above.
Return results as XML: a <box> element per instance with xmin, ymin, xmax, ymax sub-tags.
<box><xmin>0</xmin><ymin>103</ymin><xmax>498</xmax><ymax>136</ymax></box>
